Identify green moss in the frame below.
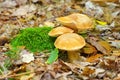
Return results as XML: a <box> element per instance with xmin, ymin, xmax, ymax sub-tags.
<box><xmin>11</xmin><ymin>27</ymin><xmax>55</xmax><ymax>52</ymax></box>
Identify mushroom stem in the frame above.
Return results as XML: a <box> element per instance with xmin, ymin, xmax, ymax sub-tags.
<box><xmin>67</xmin><ymin>50</ymin><xmax>80</xmax><ymax>63</ymax></box>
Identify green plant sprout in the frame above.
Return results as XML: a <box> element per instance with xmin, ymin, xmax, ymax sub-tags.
<box><xmin>11</xmin><ymin>26</ymin><xmax>55</xmax><ymax>52</ymax></box>
<box><xmin>46</xmin><ymin>48</ymin><xmax>59</xmax><ymax>64</ymax></box>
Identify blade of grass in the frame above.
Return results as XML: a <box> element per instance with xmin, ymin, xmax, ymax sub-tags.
<box><xmin>46</xmin><ymin>48</ymin><xmax>59</xmax><ymax>64</ymax></box>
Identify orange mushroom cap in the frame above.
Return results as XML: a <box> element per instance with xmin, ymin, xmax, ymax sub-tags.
<box><xmin>56</xmin><ymin>13</ymin><xmax>93</xmax><ymax>32</ymax></box>
<box><xmin>48</xmin><ymin>26</ymin><xmax>74</xmax><ymax>37</ymax></box>
<box><xmin>54</xmin><ymin>33</ymin><xmax>86</xmax><ymax>51</ymax></box>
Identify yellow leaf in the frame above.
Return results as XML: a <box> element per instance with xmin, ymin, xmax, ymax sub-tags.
<box><xmin>96</xmin><ymin>20</ymin><xmax>107</xmax><ymax>26</ymax></box>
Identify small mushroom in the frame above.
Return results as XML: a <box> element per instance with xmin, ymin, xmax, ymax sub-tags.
<box><xmin>54</xmin><ymin>33</ymin><xmax>86</xmax><ymax>62</ymax></box>
<box><xmin>56</xmin><ymin>13</ymin><xmax>93</xmax><ymax>33</ymax></box>
<box><xmin>48</xmin><ymin>26</ymin><xmax>74</xmax><ymax>37</ymax></box>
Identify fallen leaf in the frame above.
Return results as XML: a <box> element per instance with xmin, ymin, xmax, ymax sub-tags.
<box><xmin>20</xmin><ymin>50</ymin><xmax>34</xmax><ymax>63</ymax></box>
<box><xmin>0</xmin><ymin>0</ymin><xmax>17</xmax><ymax>8</ymax></box>
<box><xmin>99</xmin><ymin>56</ymin><xmax>118</xmax><ymax>71</ymax></box>
<box><xmin>15</xmin><ymin>0</ymin><xmax>28</xmax><ymax>5</ymax></box>
<box><xmin>0</xmin><ymin>27</ymin><xmax>5</xmax><ymax>34</ymax></box>
<box><xmin>94</xmin><ymin>68</ymin><xmax>105</xmax><ymax>76</ymax></box>
<box><xmin>82</xmin><ymin>67</ymin><xmax>95</xmax><ymax>76</ymax></box>
<box><xmin>60</xmin><ymin>60</ymin><xmax>82</xmax><ymax>71</ymax></box>
<box><xmin>82</xmin><ymin>43</ymin><xmax>97</xmax><ymax>54</ymax></box>
<box><xmin>112</xmin><ymin>50</ymin><xmax>120</xmax><ymax>56</ymax></box>
<box><xmin>103</xmin><ymin>8</ymin><xmax>113</xmax><ymax>24</ymax></box>
<box><xmin>44</xmin><ymin>21</ymin><xmax>55</xmax><ymax>27</ymax></box>
<box><xmin>0</xmin><ymin>36</ymin><xmax>9</xmax><ymax>46</ymax></box>
<box><xmin>41</xmin><ymin>72</ymin><xmax>54</xmax><ymax>80</ymax></box>
<box><xmin>112</xmin><ymin>10</ymin><xmax>120</xmax><ymax>18</ymax></box>
<box><xmin>96</xmin><ymin>20</ymin><xmax>107</xmax><ymax>26</ymax></box>
<box><xmin>86</xmin><ymin>54</ymin><xmax>103</xmax><ymax>62</ymax></box>
<box><xmin>20</xmin><ymin>73</ymin><xmax>35</xmax><ymax>80</ymax></box>
<box><xmin>98</xmin><ymin>40</ymin><xmax>112</xmax><ymax>53</ymax></box>
<box><xmin>56</xmin><ymin>71</ymin><xmax>72</xmax><ymax>80</ymax></box>
<box><xmin>40</xmin><ymin>0</ymin><xmax>51</xmax><ymax>5</ymax></box>
<box><xmin>72</xmin><ymin>4</ymin><xmax>84</xmax><ymax>12</ymax></box>
<box><xmin>113</xmin><ymin>74</ymin><xmax>120</xmax><ymax>80</ymax></box>
<box><xmin>85</xmin><ymin>1</ymin><xmax>104</xmax><ymax>17</ymax></box>
<box><xmin>112</xmin><ymin>32</ymin><xmax>120</xmax><ymax>40</ymax></box>
<box><xmin>12</xmin><ymin>5</ymin><xmax>29</xmax><ymax>16</ymax></box>
<box><xmin>95</xmin><ymin>24</ymin><xmax>111</xmax><ymax>31</ymax></box>
<box><xmin>32</xmin><ymin>0</ymin><xmax>39</xmax><ymax>3</ymax></box>
<box><xmin>87</xmin><ymin>36</ymin><xmax>111</xmax><ymax>55</ymax></box>
<box><xmin>12</xmin><ymin>4</ymin><xmax>36</xmax><ymax>16</ymax></box>
<box><xmin>91</xmin><ymin>0</ymin><xmax>118</xmax><ymax>2</ymax></box>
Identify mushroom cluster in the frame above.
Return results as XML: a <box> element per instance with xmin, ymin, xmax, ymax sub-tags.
<box><xmin>54</xmin><ymin>33</ymin><xmax>86</xmax><ymax>62</ymax></box>
<box><xmin>48</xmin><ymin>13</ymin><xmax>94</xmax><ymax>63</ymax></box>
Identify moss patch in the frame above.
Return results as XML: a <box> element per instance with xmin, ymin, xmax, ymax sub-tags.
<box><xmin>11</xmin><ymin>27</ymin><xmax>55</xmax><ymax>52</ymax></box>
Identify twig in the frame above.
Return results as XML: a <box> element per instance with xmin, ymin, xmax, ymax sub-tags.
<box><xmin>0</xmin><ymin>71</ymin><xmax>34</xmax><ymax>79</ymax></box>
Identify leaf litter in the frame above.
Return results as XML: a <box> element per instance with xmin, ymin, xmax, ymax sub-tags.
<box><xmin>0</xmin><ymin>0</ymin><xmax>120</xmax><ymax>80</ymax></box>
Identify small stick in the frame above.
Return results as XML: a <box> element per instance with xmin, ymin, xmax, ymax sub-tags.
<box><xmin>0</xmin><ymin>71</ymin><xmax>34</xmax><ymax>79</ymax></box>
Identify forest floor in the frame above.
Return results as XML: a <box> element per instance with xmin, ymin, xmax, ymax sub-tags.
<box><xmin>0</xmin><ymin>0</ymin><xmax>120</xmax><ymax>80</ymax></box>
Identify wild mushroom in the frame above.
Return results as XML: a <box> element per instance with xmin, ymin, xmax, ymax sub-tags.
<box><xmin>54</xmin><ymin>33</ymin><xmax>86</xmax><ymax>62</ymax></box>
<box><xmin>56</xmin><ymin>13</ymin><xmax>93</xmax><ymax>33</ymax></box>
<box><xmin>48</xmin><ymin>26</ymin><xmax>74</xmax><ymax>37</ymax></box>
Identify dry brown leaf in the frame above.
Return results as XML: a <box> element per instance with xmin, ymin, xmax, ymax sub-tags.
<box><xmin>41</xmin><ymin>72</ymin><xmax>54</xmax><ymax>80</ymax></box>
<box><xmin>15</xmin><ymin>0</ymin><xmax>28</xmax><ymax>5</ymax></box>
<box><xmin>43</xmin><ymin>21</ymin><xmax>55</xmax><ymax>27</ymax></box>
<box><xmin>103</xmin><ymin>8</ymin><xmax>113</xmax><ymax>24</ymax></box>
<box><xmin>58</xmin><ymin>60</ymin><xmax>83</xmax><ymax>74</ymax></box>
<box><xmin>113</xmin><ymin>74</ymin><xmax>120</xmax><ymax>80</ymax></box>
<box><xmin>87</xmin><ymin>37</ymin><xmax>111</xmax><ymax>55</ymax></box>
<box><xmin>91</xmin><ymin>0</ymin><xmax>118</xmax><ymax>2</ymax></box>
<box><xmin>86</xmin><ymin>54</ymin><xmax>103</xmax><ymax>63</ymax></box>
<box><xmin>0</xmin><ymin>27</ymin><xmax>5</xmax><ymax>34</ymax></box>
<box><xmin>99</xmin><ymin>57</ymin><xmax>118</xmax><ymax>71</ymax></box>
<box><xmin>0</xmin><ymin>36</ymin><xmax>9</xmax><ymax>46</ymax></box>
<box><xmin>12</xmin><ymin>4</ymin><xmax>36</xmax><ymax>16</ymax></box>
<box><xmin>112</xmin><ymin>32</ymin><xmax>120</xmax><ymax>40</ymax></box>
<box><xmin>56</xmin><ymin>72</ymin><xmax>72</xmax><ymax>80</ymax></box>
<box><xmin>109</xmin><ymin>40</ymin><xmax>120</xmax><ymax>48</ymax></box>
<box><xmin>112</xmin><ymin>50</ymin><xmax>120</xmax><ymax>56</ymax></box>
<box><xmin>40</xmin><ymin>0</ymin><xmax>51</xmax><ymax>5</ymax></box>
<box><xmin>98</xmin><ymin>40</ymin><xmax>112</xmax><ymax>54</ymax></box>
<box><xmin>82</xmin><ymin>67</ymin><xmax>95</xmax><ymax>76</ymax></box>
<box><xmin>60</xmin><ymin>60</ymin><xmax>81</xmax><ymax>70</ymax></box>
<box><xmin>72</xmin><ymin>4</ymin><xmax>84</xmax><ymax>13</ymax></box>
<box><xmin>20</xmin><ymin>73</ymin><xmax>35</xmax><ymax>80</ymax></box>
<box><xmin>1</xmin><ymin>0</ymin><xmax>17</xmax><ymax>8</ymax></box>
<box><xmin>83</xmin><ymin>43</ymin><xmax>97</xmax><ymax>54</ymax></box>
